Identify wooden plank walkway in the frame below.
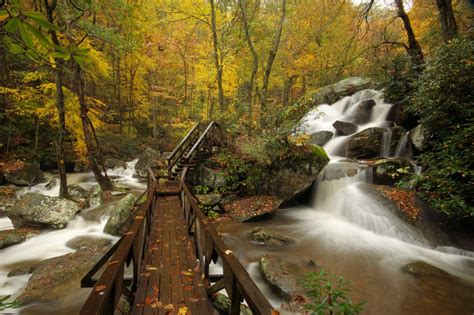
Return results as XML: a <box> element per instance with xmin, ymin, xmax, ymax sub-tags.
<box><xmin>131</xmin><ymin>187</ymin><xmax>216</xmax><ymax>315</ymax></box>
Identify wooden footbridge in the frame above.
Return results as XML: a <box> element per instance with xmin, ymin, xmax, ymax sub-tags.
<box><xmin>80</xmin><ymin>122</ymin><xmax>278</xmax><ymax>315</ymax></box>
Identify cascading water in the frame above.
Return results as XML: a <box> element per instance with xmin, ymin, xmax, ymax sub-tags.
<box><xmin>219</xmin><ymin>89</ymin><xmax>474</xmax><ymax>314</ymax></box>
<box><xmin>0</xmin><ymin>160</ymin><xmax>146</xmax><ymax>314</ymax></box>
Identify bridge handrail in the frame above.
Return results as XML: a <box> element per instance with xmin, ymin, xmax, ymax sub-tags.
<box><xmin>166</xmin><ymin>122</ymin><xmax>201</xmax><ymax>177</ymax></box>
<box><xmin>80</xmin><ymin>167</ymin><xmax>157</xmax><ymax>315</ymax></box>
<box><xmin>184</xmin><ymin>121</ymin><xmax>219</xmax><ymax>161</ymax></box>
<box><xmin>179</xmin><ymin>180</ymin><xmax>278</xmax><ymax>315</ymax></box>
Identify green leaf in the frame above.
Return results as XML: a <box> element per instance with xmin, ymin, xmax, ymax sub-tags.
<box><xmin>24</xmin><ymin>11</ymin><xmax>58</xmax><ymax>31</ymax></box>
<box><xmin>76</xmin><ymin>47</ymin><xmax>90</xmax><ymax>55</ymax></box>
<box><xmin>51</xmin><ymin>50</ymin><xmax>70</xmax><ymax>60</ymax></box>
<box><xmin>7</xmin><ymin>42</ymin><xmax>24</xmax><ymax>54</ymax></box>
<box><xmin>4</xmin><ymin>17</ymin><xmax>20</xmax><ymax>32</ymax></box>
<box><xmin>25</xmin><ymin>23</ymin><xmax>51</xmax><ymax>48</ymax></box>
<box><xmin>0</xmin><ymin>10</ymin><xmax>9</xmax><ymax>22</ymax></box>
<box><xmin>73</xmin><ymin>54</ymin><xmax>88</xmax><ymax>67</ymax></box>
<box><xmin>19</xmin><ymin>22</ymin><xmax>34</xmax><ymax>48</ymax></box>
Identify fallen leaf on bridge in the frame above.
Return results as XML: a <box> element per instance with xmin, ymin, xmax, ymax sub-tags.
<box><xmin>94</xmin><ymin>285</ymin><xmax>107</xmax><ymax>292</ymax></box>
<box><xmin>178</xmin><ymin>306</ymin><xmax>189</xmax><ymax>314</ymax></box>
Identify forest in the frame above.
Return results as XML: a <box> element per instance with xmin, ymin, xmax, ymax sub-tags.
<box><xmin>0</xmin><ymin>0</ymin><xmax>473</xmax><ymax>314</ymax></box>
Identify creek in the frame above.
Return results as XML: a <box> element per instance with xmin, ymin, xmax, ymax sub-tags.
<box><xmin>0</xmin><ymin>160</ymin><xmax>146</xmax><ymax>314</ymax></box>
<box><xmin>218</xmin><ymin>89</ymin><xmax>474</xmax><ymax>314</ymax></box>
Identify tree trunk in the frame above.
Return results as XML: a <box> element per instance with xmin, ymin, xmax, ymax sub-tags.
<box><xmin>238</xmin><ymin>0</ymin><xmax>259</xmax><ymax>115</ymax></box>
<box><xmin>45</xmin><ymin>0</ymin><xmax>69</xmax><ymax>198</ymax></box>
<box><xmin>73</xmin><ymin>63</ymin><xmax>113</xmax><ymax>191</ymax></box>
<box><xmin>210</xmin><ymin>0</ymin><xmax>224</xmax><ymax>117</ymax></box>
<box><xmin>261</xmin><ymin>0</ymin><xmax>287</xmax><ymax>117</ymax></box>
<box><xmin>117</xmin><ymin>55</ymin><xmax>123</xmax><ymax>133</ymax></box>
<box><xmin>435</xmin><ymin>0</ymin><xmax>458</xmax><ymax>42</ymax></box>
<box><xmin>395</xmin><ymin>0</ymin><xmax>424</xmax><ymax>68</ymax></box>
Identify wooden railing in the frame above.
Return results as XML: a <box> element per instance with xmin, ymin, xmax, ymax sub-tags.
<box><xmin>80</xmin><ymin>167</ymin><xmax>157</xmax><ymax>315</ymax></box>
<box><xmin>166</xmin><ymin>122</ymin><xmax>201</xmax><ymax>178</ymax></box>
<box><xmin>179</xmin><ymin>179</ymin><xmax>278</xmax><ymax>315</ymax></box>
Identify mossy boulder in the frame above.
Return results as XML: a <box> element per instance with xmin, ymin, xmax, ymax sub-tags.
<box><xmin>0</xmin><ymin>186</ymin><xmax>19</xmax><ymax>212</ymax></box>
<box><xmin>222</xmin><ymin>196</ymin><xmax>282</xmax><ymax>222</ymax></box>
<box><xmin>370</xmin><ymin>158</ymin><xmax>414</xmax><ymax>186</ymax></box>
<box><xmin>135</xmin><ymin>147</ymin><xmax>165</xmax><ymax>177</ymax></box>
<box><xmin>251</xmin><ymin>227</ymin><xmax>295</xmax><ymax>246</ymax></box>
<box><xmin>103</xmin><ymin>193</ymin><xmax>137</xmax><ymax>236</ymax></box>
<box><xmin>68</xmin><ymin>184</ymin><xmax>89</xmax><ymax>204</ymax></box>
<box><xmin>89</xmin><ymin>185</ymin><xmax>103</xmax><ymax>208</ymax></box>
<box><xmin>212</xmin><ymin>293</ymin><xmax>252</xmax><ymax>315</ymax></box>
<box><xmin>104</xmin><ymin>158</ymin><xmax>127</xmax><ymax>169</ymax></box>
<box><xmin>8</xmin><ymin>193</ymin><xmax>80</xmax><ymax>229</ymax></box>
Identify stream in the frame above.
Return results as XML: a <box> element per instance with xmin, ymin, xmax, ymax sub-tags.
<box><xmin>219</xmin><ymin>90</ymin><xmax>474</xmax><ymax>314</ymax></box>
<box><xmin>0</xmin><ymin>160</ymin><xmax>146</xmax><ymax>314</ymax></box>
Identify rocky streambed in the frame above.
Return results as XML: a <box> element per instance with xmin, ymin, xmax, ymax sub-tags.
<box><xmin>0</xmin><ymin>150</ymin><xmax>164</xmax><ymax>314</ymax></box>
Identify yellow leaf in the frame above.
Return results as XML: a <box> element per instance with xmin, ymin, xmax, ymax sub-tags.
<box><xmin>178</xmin><ymin>306</ymin><xmax>189</xmax><ymax>314</ymax></box>
<box><xmin>164</xmin><ymin>304</ymin><xmax>174</xmax><ymax>310</ymax></box>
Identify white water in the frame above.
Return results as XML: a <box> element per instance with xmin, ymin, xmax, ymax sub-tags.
<box><xmin>217</xmin><ymin>89</ymin><xmax>474</xmax><ymax>313</ymax></box>
<box><xmin>0</xmin><ymin>160</ymin><xmax>146</xmax><ymax>312</ymax></box>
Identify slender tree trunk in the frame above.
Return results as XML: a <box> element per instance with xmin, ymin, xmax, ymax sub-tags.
<box><xmin>210</xmin><ymin>0</ymin><xmax>224</xmax><ymax>116</ymax></box>
<box><xmin>238</xmin><ymin>0</ymin><xmax>259</xmax><ymax>114</ymax></box>
<box><xmin>45</xmin><ymin>0</ymin><xmax>69</xmax><ymax>198</ymax></box>
<box><xmin>261</xmin><ymin>0</ymin><xmax>287</xmax><ymax>116</ymax></box>
<box><xmin>435</xmin><ymin>0</ymin><xmax>458</xmax><ymax>41</ymax></box>
<box><xmin>73</xmin><ymin>63</ymin><xmax>113</xmax><ymax>191</ymax></box>
<box><xmin>282</xmin><ymin>75</ymin><xmax>295</xmax><ymax>106</ymax></box>
<box><xmin>117</xmin><ymin>55</ymin><xmax>123</xmax><ymax>133</ymax></box>
<box><xmin>395</xmin><ymin>0</ymin><xmax>424</xmax><ymax>68</ymax></box>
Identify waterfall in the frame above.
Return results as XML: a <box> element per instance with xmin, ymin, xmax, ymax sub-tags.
<box><xmin>394</xmin><ymin>132</ymin><xmax>411</xmax><ymax>158</ymax></box>
<box><xmin>381</xmin><ymin>128</ymin><xmax>393</xmax><ymax>157</ymax></box>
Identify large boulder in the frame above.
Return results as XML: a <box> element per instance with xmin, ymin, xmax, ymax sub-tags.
<box><xmin>409</xmin><ymin>124</ymin><xmax>429</xmax><ymax>152</ymax></box>
<box><xmin>403</xmin><ymin>261</ymin><xmax>449</xmax><ymax>277</ymax></box>
<box><xmin>196</xmin><ymin>193</ymin><xmax>222</xmax><ymax>207</ymax></box>
<box><xmin>104</xmin><ymin>158</ymin><xmax>127</xmax><ymax>169</ymax></box>
<box><xmin>251</xmin><ymin>227</ymin><xmax>295</xmax><ymax>246</ymax></box>
<box><xmin>7</xmin><ymin>193</ymin><xmax>80</xmax><ymax>229</ymax></box>
<box><xmin>333</xmin><ymin>120</ymin><xmax>358</xmax><ymax>135</ymax></box>
<box><xmin>346</xmin><ymin>127</ymin><xmax>385</xmax><ymax>159</ymax></box>
<box><xmin>0</xmin><ymin>186</ymin><xmax>19</xmax><ymax>212</ymax></box>
<box><xmin>103</xmin><ymin>193</ymin><xmax>137</xmax><ymax>236</ymax></box>
<box><xmin>352</xmin><ymin>99</ymin><xmax>376</xmax><ymax>124</ymax></box>
<box><xmin>259</xmin><ymin>255</ymin><xmax>308</xmax><ymax>302</ymax></box>
<box><xmin>212</xmin><ymin>293</ymin><xmax>252</xmax><ymax>315</ymax></box>
<box><xmin>306</xmin><ymin>77</ymin><xmax>375</xmax><ymax>106</ymax></box>
<box><xmin>17</xmin><ymin>242</ymin><xmax>112</xmax><ymax>304</ymax></box>
<box><xmin>3</xmin><ymin>160</ymin><xmax>45</xmax><ymax>186</ymax></box>
<box><xmin>135</xmin><ymin>147</ymin><xmax>165</xmax><ymax>177</ymax></box>
<box><xmin>256</xmin><ymin>145</ymin><xmax>329</xmax><ymax>204</ymax></box>
<box><xmin>309</xmin><ymin>131</ymin><xmax>333</xmax><ymax>146</ymax></box>
<box><xmin>65</xmin><ymin>235</ymin><xmax>113</xmax><ymax>250</ymax></box>
<box><xmin>0</xmin><ymin>227</ymin><xmax>42</xmax><ymax>249</ymax></box>
<box><xmin>189</xmin><ymin>163</ymin><xmax>227</xmax><ymax>190</ymax></box>
<box><xmin>222</xmin><ymin>196</ymin><xmax>282</xmax><ymax>222</ymax></box>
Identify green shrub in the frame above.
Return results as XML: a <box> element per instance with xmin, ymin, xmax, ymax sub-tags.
<box><xmin>404</xmin><ymin>37</ymin><xmax>474</xmax><ymax>219</ymax></box>
<box><xmin>0</xmin><ymin>296</ymin><xmax>21</xmax><ymax>311</ymax></box>
<box><xmin>301</xmin><ymin>270</ymin><xmax>366</xmax><ymax>315</ymax></box>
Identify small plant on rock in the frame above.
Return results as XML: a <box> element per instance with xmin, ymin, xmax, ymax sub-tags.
<box><xmin>0</xmin><ymin>296</ymin><xmax>22</xmax><ymax>311</ymax></box>
<box><xmin>301</xmin><ymin>270</ymin><xmax>366</xmax><ymax>315</ymax></box>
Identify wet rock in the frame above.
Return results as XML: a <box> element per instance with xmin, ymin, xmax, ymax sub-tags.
<box><xmin>65</xmin><ymin>236</ymin><xmax>113</xmax><ymax>250</ymax></box>
<box><xmin>253</xmin><ymin>144</ymin><xmax>329</xmax><ymax>205</ymax></box>
<box><xmin>104</xmin><ymin>158</ymin><xmax>127</xmax><ymax>169</ymax></box>
<box><xmin>196</xmin><ymin>193</ymin><xmax>222</xmax><ymax>207</ymax></box>
<box><xmin>371</xmin><ymin>158</ymin><xmax>414</xmax><ymax>186</ymax></box>
<box><xmin>0</xmin><ymin>227</ymin><xmax>42</xmax><ymax>249</ymax></box>
<box><xmin>309</xmin><ymin>131</ymin><xmax>333</xmax><ymax>146</ymax></box>
<box><xmin>3</xmin><ymin>160</ymin><xmax>45</xmax><ymax>186</ymax></box>
<box><xmin>352</xmin><ymin>99</ymin><xmax>376</xmax><ymax>124</ymax></box>
<box><xmin>17</xmin><ymin>244</ymin><xmax>111</xmax><ymax>304</ymax></box>
<box><xmin>89</xmin><ymin>185</ymin><xmax>103</xmax><ymax>208</ymax></box>
<box><xmin>346</xmin><ymin>127</ymin><xmax>385</xmax><ymax>159</ymax></box>
<box><xmin>68</xmin><ymin>184</ymin><xmax>89</xmax><ymax>204</ymax></box>
<box><xmin>7</xmin><ymin>261</ymin><xmax>38</xmax><ymax>277</ymax></box>
<box><xmin>333</xmin><ymin>120</ymin><xmax>358</xmax><ymax>135</ymax></box>
<box><xmin>212</xmin><ymin>293</ymin><xmax>252</xmax><ymax>315</ymax></box>
<box><xmin>251</xmin><ymin>227</ymin><xmax>295</xmax><ymax>246</ymax></box>
<box><xmin>0</xmin><ymin>186</ymin><xmax>19</xmax><ymax>212</ymax></box>
<box><xmin>403</xmin><ymin>261</ymin><xmax>449</xmax><ymax>277</ymax></box>
<box><xmin>222</xmin><ymin>196</ymin><xmax>282</xmax><ymax>222</ymax></box>
<box><xmin>7</xmin><ymin>193</ymin><xmax>80</xmax><ymax>229</ymax></box>
<box><xmin>409</xmin><ymin>124</ymin><xmax>429</xmax><ymax>152</ymax></box>
<box><xmin>321</xmin><ymin>160</ymin><xmax>362</xmax><ymax>180</ymax></box>
<box><xmin>306</xmin><ymin>77</ymin><xmax>375</xmax><ymax>106</ymax></box>
<box><xmin>386</xmin><ymin>103</ymin><xmax>405</xmax><ymax>125</ymax></box>
<box><xmin>135</xmin><ymin>147</ymin><xmax>165</xmax><ymax>177</ymax></box>
<box><xmin>259</xmin><ymin>255</ymin><xmax>308</xmax><ymax>302</ymax></box>
<box><xmin>103</xmin><ymin>193</ymin><xmax>137</xmax><ymax>236</ymax></box>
